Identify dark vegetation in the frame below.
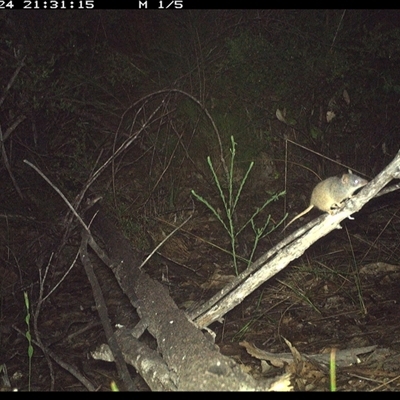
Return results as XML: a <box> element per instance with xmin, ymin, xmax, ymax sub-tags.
<box><xmin>1</xmin><ymin>10</ymin><xmax>400</xmax><ymax>391</ymax></box>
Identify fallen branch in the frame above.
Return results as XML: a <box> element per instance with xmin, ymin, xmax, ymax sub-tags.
<box><xmin>86</xmin><ymin>205</ymin><xmax>291</xmax><ymax>391</ymax></box>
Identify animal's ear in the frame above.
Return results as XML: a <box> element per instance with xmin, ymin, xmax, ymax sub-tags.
<box><xmin>342</xmin><ymin>173</ymin><xmax>349</xmax><ymax>184</ymax></box>
<box><xmin>348</xmin><ymin>169</ymin><xmax>353</xmax><ymax>174</ymax></box>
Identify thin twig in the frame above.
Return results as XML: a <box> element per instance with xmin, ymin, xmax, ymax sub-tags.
<box><xmin>23</xmin><ymin>160</ymin><xmax>90</xmax><ymax>232</ymax></box>
<box><xmin>330</xmin><ymin>10</ymin><xmax>346</xmax><ymax>52</ymax></box>
<box><xmin>0</xmin><ymin>125</ymin><xmax>24</xmax><ymax>199</ymax></box>
<box><xmin>12</xmin><ymin>325</ymin><xmax>97</xmax><ymax>391</ymax></box>
<box><xmin>139</xmin><ymin>213</ymin><xmax>193</xmax><ymax>270</ymax></box>
<box><xmin>33</xmin><ymin>254</ymin><xmax>56</xmax><ymax>390</ymax></box>
<box><xmin>80</xmin><ymin>231</ymin><xmax>136</xmax><ymax>391</ymax></box>
<box><xmin>0</xmin><ymin>55</ymin><xmax>26</xmax><ymax>108</ymax></box>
